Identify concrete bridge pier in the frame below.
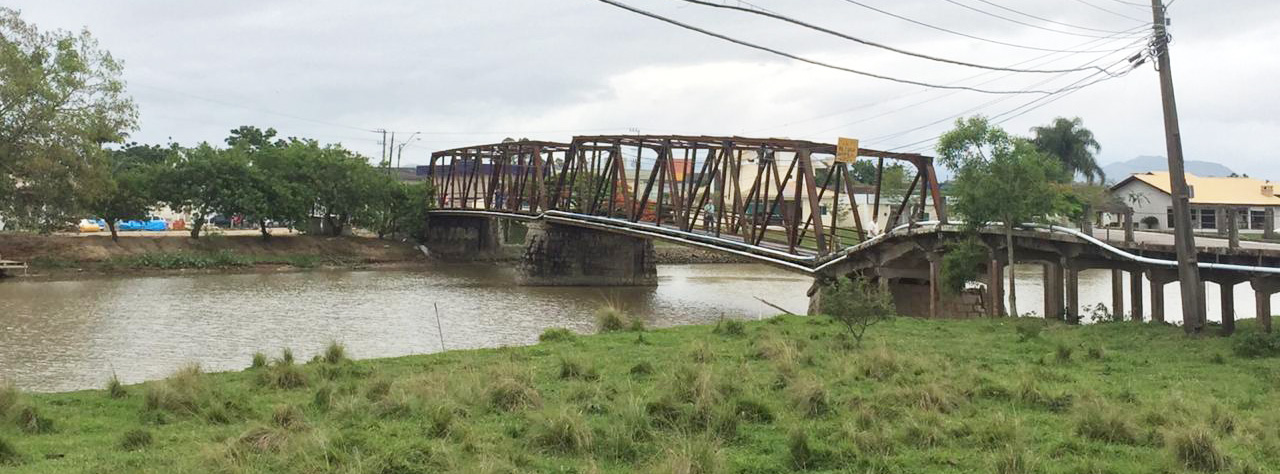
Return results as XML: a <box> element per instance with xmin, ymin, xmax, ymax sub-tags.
<box><xmin>424</xmin><ymin>215</ymin><xmax>503</xmax><ymax>261</ymax></box>
<box><xmin>1251</xmin><ymin>277</ymin><xmax>1280</xmax><ymax>333</ymax></box>
<box><xmin>1129</xmin><ymin>270</ymin><xmax>1144</xmax><ymax>322</ymax></box>
<box><xmin>516</xmin><ymin>221</ymin><xmax>657</xmax><ymax>286</ymax></box>
<box><xmin>1042</xmin><ymin>261</ymin><xmax>1064</xmax><ymax>321</ymax></box>
<box><xmin>1147</xmin><ymin>269</ymin><xmax>1178</xmax><ymax>324</ymax></box>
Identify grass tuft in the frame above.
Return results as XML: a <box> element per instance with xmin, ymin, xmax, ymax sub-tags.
<box><xmin>788</xmin><ymin>428</ymin><xmax>827</xmax><ymax>470</ymax></box>
<box><xmin>732</xmin><ymin>397</ymin><xmax>775</xmax><ymax>424</ymax></box>
<box><xmin>789</xmin><ymin>376</ymin><xmax>831</xmax><ymax>418</ymax></box>
<box><xmin>277</xmin><ymin>348</ymin><xmax>295</xmax><ymax>366</ymax></box>
<box><xmin>1074</xmin><ymin>401</ymin><xmax>1137</xmax><ymax>445</ymax></box>
<box><xmin>250</xmin><ymin>352</ymin><xmax>267</xmax><ymax>369</ymax></box>
<box><xmin>271</xmin><ymin>404</ymin><xmax>308</xmax><ymax>431</ymax></box>
<box><xmin>0</xmin><ymin>383</ymin><xmax>17</xmax><ymax>416</ymax></box>
<box><xmin>1170</xmin><ymin>427</ymin><xmax>1230</xmax><ymax>472</ymax></box>
<box><xmin>713</xmin><ymin>318</ymin><xmax>746</xmax><ymax>337</ymax></box>
<box><xmin>558</xmin><ymin>357</ymin><xmax>601</xmax><ymax>381</ymax></box>
<box><xmin>1055</xmin><ymin>343</ymin><xmax>1074</xmax><ymax>363</ymax></box>
<box><xmin>487</xmin><ymin>369</ymin><xmax>541</xmax><ymax>412</ymax></box>
<box><xmin>655</xmin><ymin>436</ymin><xmax>723</xmax><ymax>474</ymax></box>
<box><xmin>596</xmin><ymin>305</ymin><xmax>628</xmax><ymax>333</ymax></box>
<box><xmin>629</xmin><ymin>361</ymin><xmax>655</xmax><ymax>377</ymax></box>
<box><xmin>107</xmin><ymin>374</ymin><xmax>127</xmax><ymax>399</ymax></box>
<box><xmin>530</xmin><ymin>409</ymin><xmax>593</xmax><ymax>454</ymax></box>
<box><xmin>13</xmin><ymin>404</ymin><xmax>55</xmax><ymax>434</ymax></box>
<box><xmin>119</xmin><ymin>428</ymin><xmax>153</xmax><ymax>451</ymax></box>
<box><xmin>323</xmin><ymin>341</ymin><xmax>347</xmax><ymax>364</ymax></box>
<box><xmin>0</xmin><ymin>437</ymin><xmax>20</xmax><ymax>465</ymax></box>
<box><xmin>538</xmin><ymin>328</ymin><xmax>575</xmax><ymax>343</ymax></box>
<box><xmin>995</xmin><ymin>448</ymin><xmax>1035</xmax><ymax>474</ymax></box>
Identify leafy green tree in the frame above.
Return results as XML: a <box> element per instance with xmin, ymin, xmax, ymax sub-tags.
<box><xmin>356</xmin><ymin>175</ymin><xmax>434</xmax><ymax>240</ymax></box>
<box><xmin>295</xmin><ymin>142</ymin><xmax>377</xmax><ymax>236</ymax></box>
<box><xmin>938</xmin><ymin>116</ymin><xmax>1064</xmax><ymax>318</ymax></box>
<box><xmin>224</xmin><ymin>126</ymin><xmax>306</xmax><ymax>239</ymax></box>
<box><xmin>88</xmin><ymin>143</ymin><xmax>172</xmax><ymax>240</ymax></box>
<box><xmin>154</xmin><ymin>144</ymin><xmax>258</xmax><ymax>238</ymax></box>
<box><xmin>0</xmin><ymin>8</ymin><xmax>137</xmax><ymax>231</ymax></box>
<box><xmin>820</xmin><ymin>275</ymin><xmax>895</xmax><ymax>348</ymax></box>
<box><xmin>1031</xmin><ymin>117</ymin><xmax>1103</xmax><ymax>184</ymax></box>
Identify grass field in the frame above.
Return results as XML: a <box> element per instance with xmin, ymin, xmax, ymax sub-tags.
<box><xmin>1</xmin><ymin>315</ymin><xmax>1278</xmax><ymax>473</ymax></box>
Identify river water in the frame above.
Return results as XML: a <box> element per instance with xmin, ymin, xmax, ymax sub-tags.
<box><xmin>1</xmin><ymin>263</ymin><xmax>1272</xmax><ymax>393</ymax></box>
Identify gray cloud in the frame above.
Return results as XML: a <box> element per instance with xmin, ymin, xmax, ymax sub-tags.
<box><xmin>10</xmin><ymin>0</ymin><xmax>1277</xmax><ymax>178</ymax></box>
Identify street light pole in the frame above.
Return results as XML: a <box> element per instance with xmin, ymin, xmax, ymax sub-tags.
<box><xmin>1150</xmin><ymin>0</ymin><xmax>1205</xmax><ymax>333</ymax></box>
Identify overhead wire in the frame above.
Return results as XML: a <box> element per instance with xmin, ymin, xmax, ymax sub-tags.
<box><xmin>681</xmin><ymin>0</ymin><xmax>1111</xmax><ymax>74</ymax></box>
<box><xmin>594</xmin><ymin>0</ymin><xmax>1061</xmax><ymax>94</ymax></box>
<box><xmin>838</xmin><ymin>0</ymin><xmax>1130</xmax><ymax>53</ymax></box>
<box><xmin>1073</xmin><ymin>0</ymin><xmax>1150</xmax><ymax>22</ymax></box>
<box><xmin>969</xmin><ymin>0</ymin><xmax>1143</xmax><ymax>34</ymax></box>
<box><xmin>942</xmin><ymin>0</ymin><xmax>1141</xmax><ymax>39</ymax></box>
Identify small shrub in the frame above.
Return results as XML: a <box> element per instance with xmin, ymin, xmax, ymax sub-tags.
<box><xmin>119</xmin><ymin>428</ymin><xmax>153</xmax><ymax>451</ymax></box>
<box><xmin>1055</xmin><ymin>344</ymin><xmax>1073</xmax><ymax>363</ymax></box>
<box><xmin>713</xmin><ymin>318</ymin><xmax>746</xmax><ymax>337</ymax></box>
<box><xmin>788</xmin><ymin>429</ymin><xmax>827</xmax><ymax>470</ymax></box>
<box><xmin>629</xmin><ymin>362</ymin><xmax>654</xmax><ymax>377</ymax></box>
<box><xmin>558</xmin><ymin>357</ymin><xmax>600</xmax><ymax>381</ymax></box>
<box><xmin>271</xmin><ymin>404</ymin><xmax>307</xmax><ymax>430</ymax></box>
<box><xmin>107</xmin><ymin>374</ymin><xmax>127</xmax><ymax>399</ymax></box>
<box><xmin>1170</xmin><ymin>427</ymin><xmax>1230</xmax><ymax>472</ymax></box>
<box><xmin>323</xmin><ymin>341</ymin><xmax>347</xmax><ymax>364</ymax></box>
<box><xmin>1232</xmin><ymin>332</ymin><xmax>1280</xmax><ymax>358</ymax></box>
<box><xmin>12</xmin><ymin>404</ymin><xmax>54</xmax><ymax>434</ymax></box>
<box><xmin>0</xmin><ymin>437</ymin><xmax>20</xmax><ymax>465</ymax></box>
<box><xmin>596</xmin><ymin>306</ymin><xmax>628</xmax><ymax>333</ymax></box>
<box><xmin>733</xmin><ymin>397</ymin><xmax>774</xmax><ymax>424</ymax></box>
<box><xmin>531</xmin><ymin>409</ymin><xmax>593</xmax><ymax>454</ymax></box>
<box><xmin>820</xmin><ymin>276</ymin><xmax>895</xmax><ymax>347</ymax></box>
<box><xmin>538</xmin><ymin>327</ymin><xmax>575</xmax><ymax>343</ymax></box>
<box><xmin>250</xmin><ymin>352</ymin><xmax>268</xmax><ymax>369</ymax></box>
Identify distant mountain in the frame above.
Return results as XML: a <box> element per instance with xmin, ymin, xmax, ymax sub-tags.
<box><xmin>1103</xmin><ymin>156</ymin><xmax>1236</xmax><ymax>183</ymax></box>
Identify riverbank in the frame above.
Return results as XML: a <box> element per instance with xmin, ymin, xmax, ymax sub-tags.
<box><xmin>1</xmin><ymin>316</ymin><xmax>1276</xmax><ymax>473</ymax></box>
<box><xmin>0</xmin><ymin>233</ymin><xmax>427</xmax><ymax>280</ymax></box>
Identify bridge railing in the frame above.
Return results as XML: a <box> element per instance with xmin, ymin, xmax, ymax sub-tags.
<box><xmin>429</xmin><ymin>135</ymin><xmax>946</xmax><ymax>258</ymax></box>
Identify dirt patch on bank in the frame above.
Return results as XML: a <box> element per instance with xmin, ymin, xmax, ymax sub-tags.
<box><xmin>0</xmin><ymin>233</ymin><xmax>424</xmax><ymax>265</ymax></box>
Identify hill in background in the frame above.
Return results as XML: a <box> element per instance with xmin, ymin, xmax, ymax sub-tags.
<box><xmin>1103</xmin><ymin>155</ymin><xmax>1236</xmax><ymax>183</ymax></box>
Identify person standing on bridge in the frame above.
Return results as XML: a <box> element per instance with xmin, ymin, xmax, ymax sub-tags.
<box><xmin>703</xmin><ymin>202</ymin><xmax>716</xmax><ymax>231</ymax></box>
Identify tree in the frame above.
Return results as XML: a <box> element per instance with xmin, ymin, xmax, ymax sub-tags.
<box><xmin>295</xmin><ymin>142</ymin><xmax>378</xmax><ymax>236</ymax></box>
<box><xmin>88</xmin><ymin>143</ymin><xmax>172</xmax><ymax>240</ymax></box>
<box><xmin>356</xmin><ymin>176</ymin><xmax>434</xmax><ymax>240</ymax></box>
<box><xmin>938</xmin><ymin>116</ymin><xmax>1064</xmax><ymax>318</ymax></box>
<box><xmin>0</xmin><ymin>8</ymin><xmax>137</xmax><ymax>231</ymax></box>
<box><xmin>154</xmin><ymin>144</ymin><xmax>257</xmax><ymax>238</ymax></box>
<box><xmin>225</xmin><ymin>126</ymin><xmax>306</xmax><ymax>239</ymax></box>
<box><xmin>820</xmin><ymin>275</ymin><xmax>895</xmax><ymax>348</ymax></box>
<box><xmin>1031</xmin><ymin>117</ymin><xmax>1104</xmax><ymax>184</ymax></box>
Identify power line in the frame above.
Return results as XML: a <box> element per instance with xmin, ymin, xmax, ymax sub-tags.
<box><xmin>1104</xmin><ymin>0</ymin><xmax>1150</xmax><ymax>9</ymax></box>
<box><xmin>942</xmin><ymin>0</ymin><xmax>1142</xmax><ymax>39</ymax></box>
<box><xmin>838</xmin><ymin>0</ymin><xmax>1133</xmax><ymax>53</ymax></box>
<box><xmin>1073</xmin><ymin>0</ymin><xmax>1150</xmax><ymax>22</ymax></box>
<box><xmin>970</xmin><ymin>0</ymin><xmax>1143</xmax><ymax>34</ymax></box>
<box><xmin>682</xmin><ymin>0</ymin><xmax>1109</xmax><ymax>74</ymax></box>
<box><xmin>594</xmin><ymin>0</ymin><xmax>1060</xmax><ymax>94</ymax></box>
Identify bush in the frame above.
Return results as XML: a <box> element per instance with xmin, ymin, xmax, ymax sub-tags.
<box><xmin>531</xmin><ymin>409</ymin><xmax>593</xmax><ymax>454</ymax></box>
<box><xmin>1170</xmin><ymin>427</ymin><xmax>1229</xmax><ymax>472</ymax></box>
<box><xmin>323</xmin><ymin>341</ymin><xmax>347</xmax><ymax>364</ymax></box>
<box><xmin>0</xmin><ymin>437</ymin><xmax>20</xmax><ymax>465</ymax></box>
<box><xmin>107</xmin><ymin>374</ymin><xmax>127</xmax><ymax>399</ymax></box>
<box><xmin>119</xmin><ymin>428</ymin><xmax>153</xmax><ymax>451</ymax></box>
<box><xmin>940</xmin><ymin>237</ymin><xmax>987</xmax><ymax>295</ymax></box>
<box><xmin>713</xmin><ymin>318</ymin><xmax>746</xmax><ymax>337</ymax></box>
<box><xmin>1233</xmin><ymin>332</ymin><xmax>1280</xmax><ymax>358</ymax></box>
<box><xmin>539</xmin><ymin>328</ymin><xmax>575</xmax><ymax>343</ymax></box>
<box><xmin>820</xmin><ymin>276</ymin><xmax>895</xmax><ymax>347</ymax></box>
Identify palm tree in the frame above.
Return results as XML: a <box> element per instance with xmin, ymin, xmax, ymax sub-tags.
<box><xmin>1031</xmin><ymin>117</ymin><xmax>1105</xmax><ymax>184</ymax></box>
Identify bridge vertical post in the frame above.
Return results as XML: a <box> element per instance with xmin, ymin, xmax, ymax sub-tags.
<box><xmin>1043</xmin><ymin>262</ymin><xmax>1064</xmax><ymax>321</ymax></box>
<box><xmin>1251</xmin><ymin>278</ymin><xmax>1276</xmax><ymax>333</ymax></box>
<box><xmin>927</xmin><ymin>252</ymin><xmax>942</xmax><ymax>319</ymax></box>
<box><xmin>1129</xmin><ymin>270</ymin><xmax>1144</xmax><ymax>322</ymax></box>
<box><xmin>1227</xmin><ymin>208</ymin><xmax>1240</xmax><ymax>249</ymax></box>
<box><xmin>988</xmin><ymin>259</ymin><xmax>1005</xmax><ymax>317</ymax></box>
<box><xmin>1149</xmin><ymin>272</ymin><xmax>1166</xmax><ymax>323</ymax></box>
<box><xmin>1215</xmin><ymin>207</ymin><xmax>1228</xmax><ymax>237</ymax></box>
<box><xmin>1219</xmin><ymin>281</ymin><xmax>1236</xmax><ymax>336</ymax></box>
<box><xmin>1111</xmin><ymin>269</ymin><xmax>1125</xmax><ymax>320</ymax></box>
<box><xmin>1065</xmin><ymin>264</ymin><xmax>1080</xmax><ymax>324</ymax></box>
<box><xmin>1265</xmin><ymin>208</ymin><xmax>1277</xmax><ymax>240</ymax></box>
<box><xmin>1124</xmin><ymin>209</ymin><xmax>1136</xmax><ymax>244</ymax></box>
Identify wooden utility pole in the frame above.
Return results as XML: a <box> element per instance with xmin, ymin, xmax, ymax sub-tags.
<box><xmin>1151</xmin><ymin>0</ymin><xmax>1205</xmax><ymax>333</ymax></box>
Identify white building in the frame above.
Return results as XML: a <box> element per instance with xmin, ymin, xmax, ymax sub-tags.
<box><xmin>1110</xmin><ymin>172</ymin><xmax>1280</xmax><ymax>233</ymax></box>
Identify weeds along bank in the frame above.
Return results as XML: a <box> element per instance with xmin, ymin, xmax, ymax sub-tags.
<box><xmin>0</xmin><ymin>233</ymin><xmax>424</xmax><ymax>276</ymax></box>
<box><xmin>2</xmin><ymin>316</ymin><xmax>1279</xmax><ymax>473</ymax></box>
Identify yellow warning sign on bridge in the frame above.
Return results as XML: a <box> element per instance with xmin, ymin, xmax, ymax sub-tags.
<box><xmin>835</xmin><ymin>137</ymin><xmax>859</xmax><ymax>164</ymax></box>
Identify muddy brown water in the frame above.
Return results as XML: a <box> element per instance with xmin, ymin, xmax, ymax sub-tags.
<box><xmin>1</xmin><ymin>263</ymin><xmax>1272</xmax><ymax>393</ymax></box>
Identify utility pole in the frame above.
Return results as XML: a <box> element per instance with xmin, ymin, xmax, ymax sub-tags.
<box><xmin>387</xmin><ymin>132</ymin><xmax>396</xmax><ymax>171</ymax></box>
<box><xmin>376</xmin><ymin>129</ymin><xmax>388</xmax><ymax>167</ymax></box>
<box><xmin>1151</xmin><ymin>0</ymin><xmax>1205</xmax><ymax>333</ymax></box>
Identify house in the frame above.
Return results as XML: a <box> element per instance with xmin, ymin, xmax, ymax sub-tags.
<box><xmin>1109</xmin><ymin>172</ymin><xmax>1280</xmax><ymax>233</ymax></box>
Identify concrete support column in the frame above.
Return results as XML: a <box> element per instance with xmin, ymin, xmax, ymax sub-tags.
<box><xmin>517</xmin><ymin>221</ymin><xmax>656</xmax><ymax>286</ymax></box>
<box><xmin>1129</xmin><ymin>270</ymin><xmax>1144</xmax><ymax>322</ymax></box>
<box><xmin>1227</xmin><ymin>208</ymin><xmax>1240</xmax><ymax>249</ymax></box>
<box><xmin>1043</xmin><ymin>261</ymin><xmax>1064</xmax><ymax>321</ymax></box>
<box><xmin>927</xmin><ymin>252</ymin><xmax>942</xmax><ymax>319</ymax></box>
<box><xmin>423</xmin><ymin>215</ymin><xmax>502</xmax><ymax>261</ymax></box>
<box><xmin>987</xmin><ymin>259</ymin><xmax>1005</xmax><ymax>317</ymax></box>
<box><xmin>1251</xmin><ymin>278</ymin><xmax>1278</xmax><ymax>333</ymax></box>
<box><xmin>1149</xmin><ymin>272</ymin><xmax>1166</xmax><ymax>323</ymax></box>
<box><xmin>1065</xmin><ymin>263</ymin><xmax>1080</xmax><ymax>324</ymax></box>
<box><xmin>1216</xmin><ymin>207</ymin><xmax>1228</xmax><ymax>237</ymax></box>
<box><xmin>1265</xmin><ymin>208</ymin><xmax>1277</xmax><ymax>240</ymax></box>
<box><xmin>1124</xmin><ymin>210</ymin><xmax>1135</xmax><ymax>244</ymax></box>
<box><xmin>1111</xmin><ymin>269</ymin><xmax>1125</xmax><ymax>320</ymax></box>
<box><xmin>1219</xmin><ymin>282</ymin><xmax>1236</xmax><ymax>336</ymax></box>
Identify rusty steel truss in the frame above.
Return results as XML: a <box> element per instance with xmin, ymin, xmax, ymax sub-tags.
<box><xmin>427</xmin><ymin>135</ymin><xmax>946</xmax><ymax>258</ymax></box>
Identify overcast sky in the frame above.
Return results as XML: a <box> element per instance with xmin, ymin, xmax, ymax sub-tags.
<box><xmin>10</xmin><ymin>0</ymin><xmax>1278</xmax><ymax>178</ymax></box>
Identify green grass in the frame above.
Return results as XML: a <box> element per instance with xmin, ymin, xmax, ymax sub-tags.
<box><xmin>2</xmin><ymin>317</ymin><xmax>1280</xmax><ymax>473</ymax></box>
<box><xmin>29</xmin><ymin>250</ymin><xmax>362</xmax><ymax>271</ymax></box>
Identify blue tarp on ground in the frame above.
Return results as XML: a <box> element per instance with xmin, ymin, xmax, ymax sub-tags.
<box><xmin>118</xmin><ymin>220</ymin><xmax>144</xmax><ymax>231</ymax></box>
<box><xmin>143</xmin><ymin>219</ymin><xmax>167</xmax><ymax>231</ymax></box>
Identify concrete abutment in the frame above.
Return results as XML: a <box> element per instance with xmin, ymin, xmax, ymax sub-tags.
<box><xmin>516</xmin><ymin>221</ymin><xmax>657</xmax><ymax>286</ymax></box>
<box><xmin>423</xmin><ymin>215</ymin><xmax>503</xmax><ymax>261</ymax></box>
